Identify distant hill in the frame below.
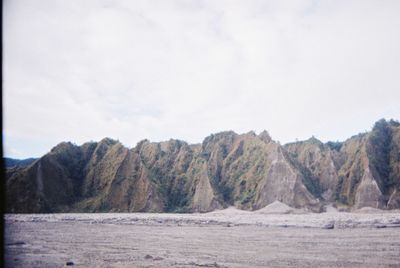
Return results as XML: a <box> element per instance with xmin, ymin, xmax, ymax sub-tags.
<box><xmin>5</xmin><ymin>119</ymin><xmax>400</xmax><ymax>213</ymax></box>
<box><xmin>4</xmin><ymin>157</ymin><xmax>37</xmax><ymax>168</ymax></box>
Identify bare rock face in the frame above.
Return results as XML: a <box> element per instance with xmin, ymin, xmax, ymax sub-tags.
<box><xmin>73</xmin><ymin>139</ymin><xmax>165</xmax><ymax>212</ymax></box>
<box><xmin>284</xmin><ymin>138</ymin><xmax>340</xmax><ymax>201</ymax></box>
<box><xmin>354</xmin><ymin>168</ymin><xmax>384</xmax><ymax>209</ymax></box>
<box><xmin>284</xmin><ymin>119</ymin><xmax>400</xmax><ymax>210</ymax></box>
<box><xmin>337</xmin><ymin>132</ymin><xmax>386</xmax><ymax>210</ymax></box>
<box><xmin>254</xmin><ymin>143</ymin><xmax>319</xmax><ymax>210</ymax></box>
<box><xmin>5</xmin><ymin>119</ymin><xmax>400</xmax><ymax>213</ymax></box>
<box><xmin>82</xmin><ymin>139</ymin><xmax>128</xmax><ymax>200</ymax></box>
<box><xmin>199</xmin><ymin>131</ymin><xmax>320</xmax><ymax>211</ymax></box>
<box><xmin>335</xmin><ymin>120</ymin><xmax>400</xmax><ymax>209</ymax></box>
<box><xmin>191</xmin><ymin>159</ymin><xmax>222</xmax><ymax>212</ymax></box>
<box><xmin>102</xmin><ymin>150</ymin><xmax>164</xmax><ymax>212</ymax></box>
<box><xmin>6</xmin><ymin>141</ymin><xmax>96</xmax><ymax>212</ymax></box>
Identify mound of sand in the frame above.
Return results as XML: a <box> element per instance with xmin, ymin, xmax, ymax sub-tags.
<box><xmin>254</xmin><ymin>201</ymin><xmax>299</xmax><ymax>214</ymax></box>
<box><xmin>324</xmin><ymin>204</ymin><xmax>339</xmax><ymax>213</ymax></box>
<box><xmin>207</xmin><ymin>206</ymin><xmax>250</xmax><ymax>215</ymax></box>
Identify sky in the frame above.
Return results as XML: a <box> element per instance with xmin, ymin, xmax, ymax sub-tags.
<box><xmin>3</xmin><ymin>0</ymin><xmax>400</xmax><ymax>158</ymax></box>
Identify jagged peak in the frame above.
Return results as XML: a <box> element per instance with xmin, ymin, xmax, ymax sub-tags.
<box><xmin>372</xmin><ymin>118</ymin><xmax>400</xmax><ymax>128</ymax></box>
<box><xmin>284</xmin><ymin>136</ymin><xmax>322</xmax><ymax>148</ymax></box>
<box><xmin>6</xmin><ymin>118</ymin><xmax>400</xmax><ymax>213</ymax></box>
<box><xmin>258</xmin><ymin>130</ymin><xmax>272</xmax><ymax>143</ymax></box>
<box><xmin>306</xmin><ymin>136</ymin><xmax>323</xmax><ymax>144</ymax></box>
<box><xmin>237</xmin><ymin>131</ymin><xmax>258</xmax><ymax>141</ymax></box>
<box><xmin>202</xmin><ymin>131</ymin><xmax>238</xmax><ymax>146</ymax></box>
<box><xmin>388</xmin><ymin>119</ymin><xmax>400</xmax><ymax>127</ymax></box>
<box><xmin>159</xmin><ymin>138</ymin><xmax>187</xmax><ymax>146</ymax></box>
<box><xmin>133</xmin><ymin>139</ymin><xmax>150</xmax><ymax>152</ymax></box>
<box><xmin>245</xmin><ymin>130</ymin><xmax>256</xmax><ymax>136</ymax></box>
<box><xmin>99</xmin><ymin>137</ymin><xmax>119</xmax><ymax>146</ymax></box>
<box><xmin>81</xmin><ymin>141</ymin><xmax>98</xmax><ymax>146</ymax></box>
<box><xmin>50</xmin><ymin>141</ymin><xmax>77</xmax><ymax>153</ymax></box>
<box><xmin>159</xmin><ymin>139</ymin><xmax>188</xmax><ymax>152</ymax></box>
<box><xmin>137</xmin><ymin>139</ymin><xmax>150</xmax><ymax>144</ymax></box>
<box><xmin>206</xmin><ymin>130</ymin><xmax>237</xmax><ymax>139</ymax></box>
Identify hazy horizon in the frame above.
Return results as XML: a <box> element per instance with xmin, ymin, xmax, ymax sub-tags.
<box><xmin>4</xmin><ymin>0</ymin><xmax>400</xmax><ymax>158</ymax></box>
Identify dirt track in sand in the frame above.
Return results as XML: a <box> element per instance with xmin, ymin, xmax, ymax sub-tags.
<box><xmin>5</xmin><ymin>212</ymin><xmax>400</xmax><ymax>268</ymax></box>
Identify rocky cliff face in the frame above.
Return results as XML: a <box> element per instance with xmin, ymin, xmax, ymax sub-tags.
<box><xmin>285</xmin><ymin>137</ymin><xmax>341</xmax><ymax>202</ymax></box>
<box><xmin>286</xmin><ymin>119</ymin><xmax>400</xmax><ymax>210</ymax></box>
<box><xmin>5</xmin><ymin>119</ymin><xmax>400</xmax><ymax>213</ymax></box>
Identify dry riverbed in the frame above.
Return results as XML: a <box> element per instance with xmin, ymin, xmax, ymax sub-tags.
<box><xmin>5</xmin><ymin>208</ymin><xmax>400</xmax><ymax>267</ymax></box>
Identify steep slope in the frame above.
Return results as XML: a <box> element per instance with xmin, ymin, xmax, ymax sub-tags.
<box><xmin>284</xmin><ymin>137</ymin><xmax>341</xmax><ymax>202</ymax></box>
<box><xmin>333</xmin><ymin>133</ymin><xmax>383</xmax><ymax>208</ymax></box>
<box><xmin>364</xmin><ymin>119</ymin><xmax>400</xmax><ymax>208</ymax></box>
<box><xmin>6</xmin><ymin>141</ymin><xmax>97</xmax><ymax>212</ymax></box>
<box><xmin>334</xmin><ymin>120</ymin><xmax>400</xmax><ymax>209</ymax></box>
<box><xmin>5</xmin><ymin>119</ymin><xmax>400</xmax><ymax>213</ymax></box>
<box><xmin>200</xmin><ymin>131</ymin><xmax>320</xmax><ymax>211</ymax></box>
<box><xmin>286</xmin><ymin>119</ymin><xmax>400</xmax><ymax>210</ymax></box>
<box><xmin>137</xmin><ymin>139</ymin><xmax>197</xmax><ymax>212</ymax></box>
<box><xmin>67</xmin><ymin>138</ymin><xmax>165</xmax><ymax>212</ymax></box>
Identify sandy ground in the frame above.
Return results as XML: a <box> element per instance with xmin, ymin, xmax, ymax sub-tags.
<box><xmin>5</xmin><ymin>209</ymin><xmax>400</xmax><ymax>268</ymax></box>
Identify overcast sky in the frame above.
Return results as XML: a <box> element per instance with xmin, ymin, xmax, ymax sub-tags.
<box><xmin>4</xmin><ymin>0</ymin><xmax>400</xmax><ymax>158</ymax></box>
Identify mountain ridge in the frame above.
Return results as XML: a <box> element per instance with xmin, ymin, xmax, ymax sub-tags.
<box><xmin>4</xmin><ymin>157</ymin><xmax>38</xmax><ymax>168</ymax></box>
<box><xmin>5</xmin><ymin>119</ymin><xmax>400</xmax><ymax>213</ymax></box>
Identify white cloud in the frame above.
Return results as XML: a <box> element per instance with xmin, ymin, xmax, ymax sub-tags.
<box><xmin>4</xmin><ymin>0</ymin><xmax>400</xmax><ymax>158</ymax></box>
